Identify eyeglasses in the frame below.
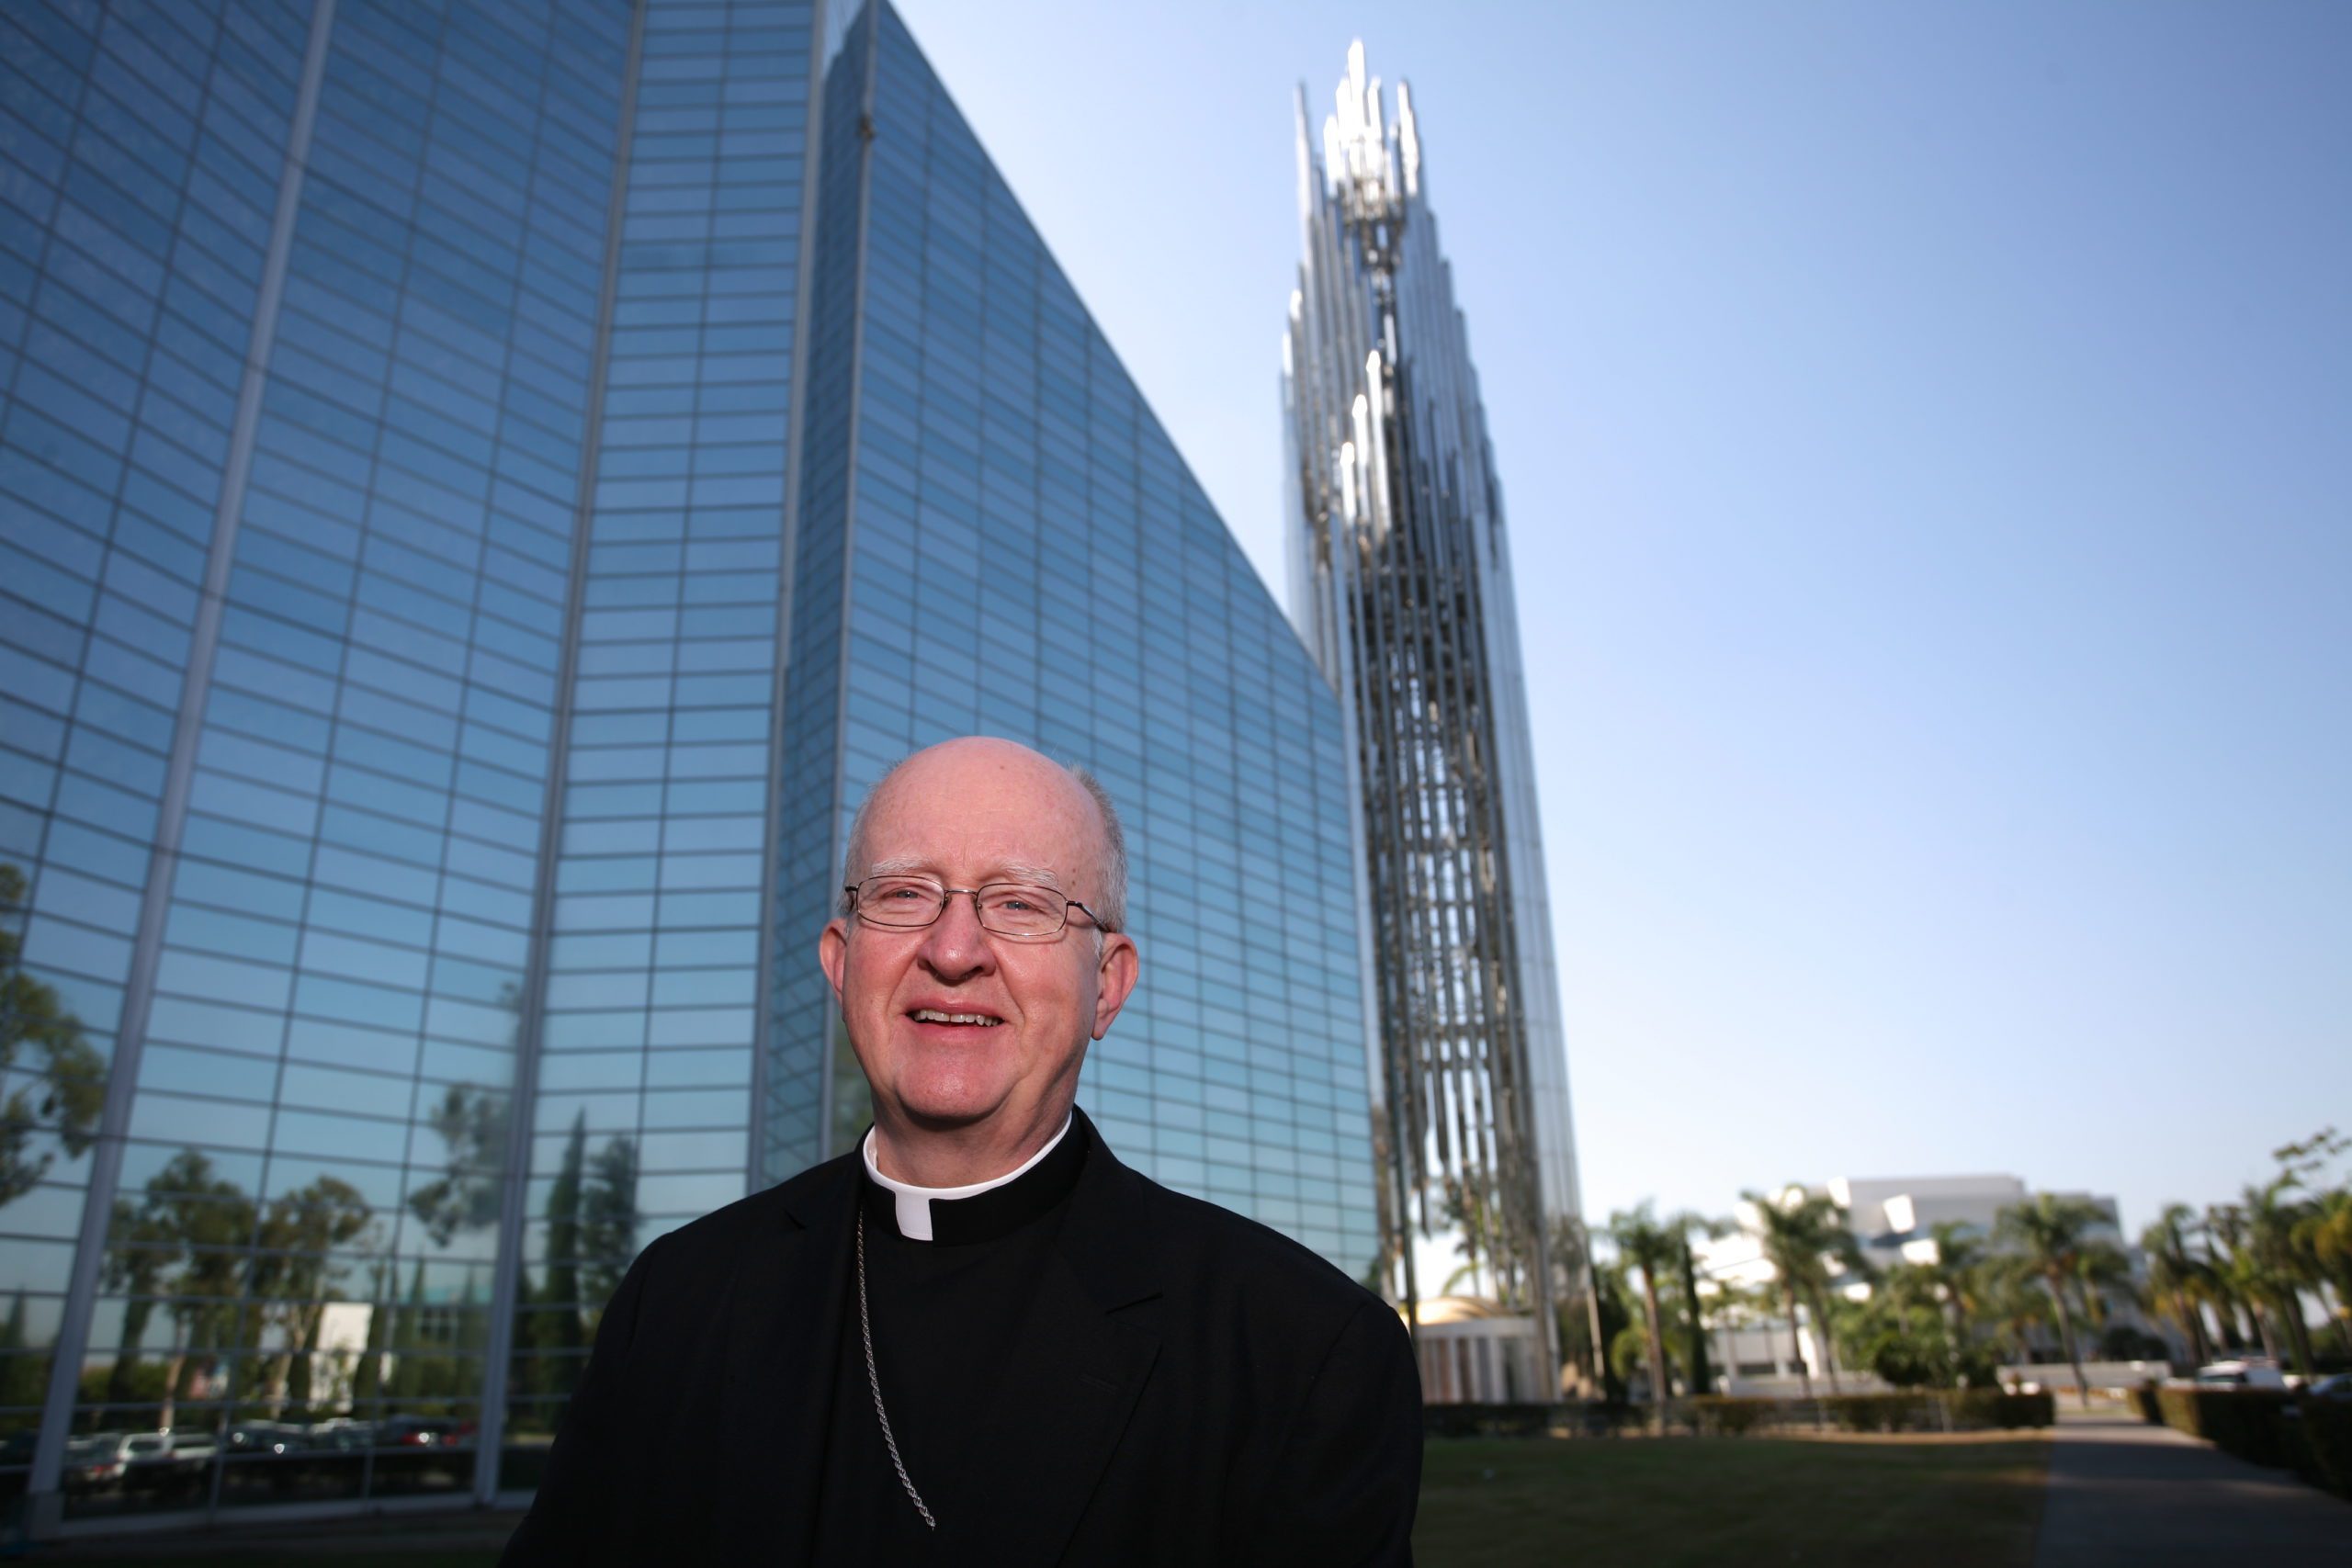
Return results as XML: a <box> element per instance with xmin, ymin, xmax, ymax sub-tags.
<box><xmin>843</xmin><ymin>875</ymin><xmax>1108</xmax><ymax>940</ymax></box>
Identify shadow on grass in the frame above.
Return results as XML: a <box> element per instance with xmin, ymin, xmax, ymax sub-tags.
<box><xmin>1417</xmin><ymin>1433</ymin><xmax>2050</xmax><ymax>1568</ymax></box>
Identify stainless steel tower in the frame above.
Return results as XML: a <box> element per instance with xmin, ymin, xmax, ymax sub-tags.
<box><xmin>1283</xmin><ymin>42</ymin><xmax>1583</xmax><ymax>1382</ymax></box>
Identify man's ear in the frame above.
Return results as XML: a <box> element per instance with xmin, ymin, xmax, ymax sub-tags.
<box><xmin>1091</xmin><ymin>932</ymin><xmax>1139</xmax><ymax>1040</ymax></box>
<box><xmin>819</xmin><ymin>917</ymin><xmax>850</xmax><ymax>1007</ymax></box>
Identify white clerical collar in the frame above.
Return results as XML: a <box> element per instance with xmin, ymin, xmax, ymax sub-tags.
<box><xmin>860</xmin><ymin>1113</ymin><xmax>1074</xmax><ymax>1243</ymax></box>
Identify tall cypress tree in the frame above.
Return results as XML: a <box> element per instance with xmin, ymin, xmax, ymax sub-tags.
<box><xmin>545</xmin><ymin>1112</ymin><xmax>587</xmax><ymax>1362</ymax></box>
<box><xmin>1678</xmin><ymin>1230</ymin><xmax>1713</xmax><ymax>1397</ymax></box>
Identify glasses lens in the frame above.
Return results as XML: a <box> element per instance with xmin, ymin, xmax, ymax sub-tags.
<box><xmin>858</xmin><ymin>876</ymin><xmax>946</xmax><ymax>926</ymax></box>
<box><xmin>975</xmin><ymin>883</ymin><xmax>1067</xmax><ymax>937</ymax></box>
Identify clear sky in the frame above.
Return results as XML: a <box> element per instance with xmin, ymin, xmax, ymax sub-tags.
<box><xmin>893</xmin><ymin>1</ymin><xmax>2352</xmax><ymax>1240</ymax></box>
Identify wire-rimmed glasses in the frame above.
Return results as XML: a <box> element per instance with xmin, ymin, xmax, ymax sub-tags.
<box><xmin>844</xmin><ymin>875</ymin><xmax>1105</xmax><ymax>940</ymax></box>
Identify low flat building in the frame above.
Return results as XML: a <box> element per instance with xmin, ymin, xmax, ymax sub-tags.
<box><xmin>1406</xmin><ymin>1297</ymin><xmax>1547</xmax><ymax>1404</ymax></box>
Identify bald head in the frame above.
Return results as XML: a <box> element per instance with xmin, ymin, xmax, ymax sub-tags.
<box><xmin>842</xmin><ymin>738</ymin><xmax>1127</xmax><ymax>932</ymax></box>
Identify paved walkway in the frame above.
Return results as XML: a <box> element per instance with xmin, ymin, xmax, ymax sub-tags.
<box><xmin>2034</xmin><ymin>1409</ymin><xmax>2347</xmax><ymax>1566</ymax></box>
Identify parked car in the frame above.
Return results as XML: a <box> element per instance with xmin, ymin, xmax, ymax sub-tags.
<box><xmin>227</xmin><ymin>1420</ymin><xmax>310</xmax><ymax>1458</ymax></box>
<box><xmin>0</xmin><ymin>1430</ymin><xmax>30</xmax><ymax>1504</ymax></box>
<box><xmin>374</xmin><ymin>1416</ymin><xmax>473</xmax><ymax>1450</ymax></box>
<box><xmin>62</xmin><ymin>1432</ymin><xmax>135</xmax><ymax>1493</ymax></box>
<box><xmin>2303</xmin><ymin>1371</ymin><xmax>2352</xmax><ymax>1402</ymax></box>
<box><xmin>304</xmin><ymin>1418</ymin><xmax>371</xmax><ymax>1452</ymax></box>
<box><xmin>2193</xmin><ymin>1359</ymin><xmax>2290</xmax><ymax>1390</ymax></box>
<box><xmin>121</xmin><ymin>1430</ymin><xmax>217</xmax><ymax>1498</ymax></box>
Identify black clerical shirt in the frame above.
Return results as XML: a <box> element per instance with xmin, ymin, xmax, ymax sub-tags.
<box><xmin>499</xmin><ymin>1104</ymin><xmax>1423</xmax><ymax>1567</ymax></box>
<box><xmin>813</xmin><ymin>1119</ymin><xmax>1091</xmax><ymax>1560</ymax></box>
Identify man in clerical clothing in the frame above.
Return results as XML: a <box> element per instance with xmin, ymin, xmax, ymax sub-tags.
<box><xmin>501</xmin><ymin>736</ymin><xmax>1423</xmax><ymax>1566</ymax></box>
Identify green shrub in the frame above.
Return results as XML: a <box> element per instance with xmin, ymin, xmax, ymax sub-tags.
<box><xmin>2154</xmin><ymin>1387</ymin><xmax>2297</xmax><ymax>1469</ymax></box>
<box><xmin>1687</xmin><ymin>1396</ymin><xmax>1778</xmax><ymax>1436</ymax></box>
<box><xmin>1676</xmin><ymin>1391</ymin><xmax>2054</xmax><ymax>1435</ymax></box>
<box><xmin>1422</xmin><ymin>1402</ymin><xmax>1555</xmax><ymax>1438</ymax></box>
<box><xmin>2152</xmin><ymin>1387</ymin><xmax>2352</xmax><ymax>1501</ymax></box>
<box><xmin>1823</xmin><ymin>1393</ymin><xmax>1916</xmax><ymax>1432</ymax></box>
<box><xmin>1964</xmin><ymin>1390</ymin><xmax>2056</xmax><ymax>1429</ymax></box>
<box><xmin>2288</xmin><ymin>1397</ymin><xmax>2352</xmax><ymax>1501</ymax></box>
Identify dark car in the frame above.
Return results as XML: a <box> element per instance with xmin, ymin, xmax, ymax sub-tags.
<box><xmin>374</xmin><ymin>1416</ymin><xmax>471</xmax><ymax>1450</ymax></box>
<box><xmin>0</xmin><ymin>1430</ymin><xmax>35</xmax><ymax>1504</ymax></box>
<box><xmin>227</xmin><ymin>1420</ymin><xmax>310</xmax><ymax>1457</ymax></box>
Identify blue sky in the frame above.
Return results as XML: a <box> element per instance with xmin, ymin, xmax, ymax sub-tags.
<box><xmin>895</xmin><ymin>1</ymin><xmax>2352</xmax><ymax>1236</ymax></box>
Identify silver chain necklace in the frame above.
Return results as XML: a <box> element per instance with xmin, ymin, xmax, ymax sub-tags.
<box><xmin>856</xmin><ymin>1204</ymin><xmax>938</xmax><ymax>1530</ymax></box>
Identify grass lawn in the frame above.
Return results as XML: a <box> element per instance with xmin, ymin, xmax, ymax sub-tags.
<box><xmin>40</xmin><ymin>1556</ymin><xmax>502</xmax><ymax>1567</ymax></box>
<box><xmin>1417</xmin><ymin>1431</ymin><xmax>2051</xmax><ymax>1568</ymax></box>
<box><xmin>41</xmin><ymin>1434</ymin><xmax>2048</xmax><ymax>1565</ymax></box>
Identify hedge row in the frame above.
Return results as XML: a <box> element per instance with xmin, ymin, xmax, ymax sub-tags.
<box><xmin>2154</xmin><ymin>1386</ymin><xmax>2297</xmax><ymax>1466</ymax></box>
<box><xmin>2300</xmin><ymin>1401</ymin><xmax>2352</xmax><ymax>1500</ymax></box>
<box><xmin>1420</xmin><ymin>1391</ymin><xmax>2056</xmax><ymax>1439</ymax></box>
<box><xmin>1684</xmin><ymin>1393</ymin><xmax>2054</xmax><ymax>1434</ymax></box>
<box><xmin>1759</xmin><ymin>1391</ymin><xmax>2053</xmax><ymax>1434</ymax></box>
<box><xmin>2144</xmin><ymin>1386</ymin><xmax>2352</xmax><ymax>1501</ymax></box>
<box><xmin>1421</xmin><ymin>1403</ymin><xmax>1560</xmax><ymax>1438</ymax></box>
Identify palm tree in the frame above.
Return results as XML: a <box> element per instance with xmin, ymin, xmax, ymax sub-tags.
<box><xmin>2200</xmin><ymin>1204</ymin><xmax>2263</xmax><ymax>1352</ymax></box>
<box><xmin>1549</xmin><ymin>1215</ymin><xmax>1611</xmax><ymax>1395</ymax></box>
<box><xmin>1982</xmin><ymin>1256</ymin><xmax>2055</xmax><ymax>1368</ymax></box>
<box><xmin>2238</xmin><ymin>1176</ymin><xmax>2318</xmax><ymax>1375</ymax></box>
<box><xmin>1437</xmin><ymin>1172</ymin><xmax>1503</xmax><ymax>1301</ymax></box>
<box><xmin>1925</xmin><ymin>1221</ymin><xmax>1990</xmax><ymax>1348</ymax></box>
<box><xmin>1607</xmin><ymin>1204</ymin><xmax>1679</xmax><ymax>1423</ymax></box>
<box><xmin>2072</xmin><ymin>1238</ymin><xmax>2133</xmax><ymax>1332</ymax></box>
<box><xmin>1740</xmin><ymin>1187</ymin><xmax>1865</xmax><ymax>1400</ymax></box>
<box><xmin>2291</xmin><ymin>1189</ymin><xmax>2352</xmax><ymax>1357</ymax></box>
<box><xmin>1995</xmin><ymin>1194</ymin><xmax>2109</xmax><ymax>1408</ymax></box>
<box><xmin>2140</xmin><ymin>1203</ymin><xmax>2212</xmax><ymax>1366</ymax></box>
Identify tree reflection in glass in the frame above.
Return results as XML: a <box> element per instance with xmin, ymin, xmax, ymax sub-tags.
<box><xmin>0</xmin><ymin>864</ymin><xmax>106</xmax><ymax>1210</ymax></box>
<box><xmin>248</xmin><ymin>1178</ymin><xmax>373</xmax><ymax>1417</ymax></box>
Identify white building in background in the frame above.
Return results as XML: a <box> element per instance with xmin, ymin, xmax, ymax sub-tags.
<box><xmin>1691</xmin><ymin>1173</ymin><xmax>2146</xmax><ymax>1395</ymax></box>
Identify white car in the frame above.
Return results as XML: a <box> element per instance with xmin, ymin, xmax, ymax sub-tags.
<box><xmin>63</xmin><ymin>1432</ymin><xmax>133</xmax><ymax>1491</ymax></box>
<box><xmin>2193</xmin><ymin>1359</ymin><xmax>2289</xmax><ymax>1390</ymax></box>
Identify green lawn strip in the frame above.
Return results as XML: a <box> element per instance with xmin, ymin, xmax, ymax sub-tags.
<box><xmin>37</xmin><ymin>1556</ymin><xmax>501</xmax><ymax>1568</ymax></box>
<box><xmin>1417</xmin><ymin>1433</ymin><xmax>2051</xmax><ymax>1568</ymax></box>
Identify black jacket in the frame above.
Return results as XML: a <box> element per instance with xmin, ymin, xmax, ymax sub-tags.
<box><xmin>500</xmin><ymin>1110</ymin><xmax>1422</xmax><ymax>1565</ymax></box>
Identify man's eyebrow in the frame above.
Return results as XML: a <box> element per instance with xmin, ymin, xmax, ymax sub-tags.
<box><xmin>859</xmin><ymin>856</ymin><xmax>1064</xmax><ymax>887</ymax></box>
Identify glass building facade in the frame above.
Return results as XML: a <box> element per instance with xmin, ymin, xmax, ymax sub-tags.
<box><xmin>0</xmin><ymin>0</ymin><xmax>1380</xmax><ymax>1531</ymax></box>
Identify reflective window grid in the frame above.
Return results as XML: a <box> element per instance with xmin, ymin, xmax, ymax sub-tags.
<box><xmin>0</xmin><ymin>0</ymin><xmax>1382</xmax><ymax>1524</ymax></box>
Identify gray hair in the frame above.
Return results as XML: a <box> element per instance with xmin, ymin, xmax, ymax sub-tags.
<box><xmin>840</xmin><ymin>752</ymin><xmax>1128</xmax><ymax>934</ymax></box>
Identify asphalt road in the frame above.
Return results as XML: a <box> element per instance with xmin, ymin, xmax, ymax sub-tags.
<box><xmin>2033</xmin><ymin>1409</ymin><xmax>2348</xmax><ymax>1566</ymax></box>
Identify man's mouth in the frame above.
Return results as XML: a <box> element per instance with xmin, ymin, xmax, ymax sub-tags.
<box><xmin>909</xmin><ymin>1009</ymin><xmax>1003</xmax><ymax>1028</ymax></box>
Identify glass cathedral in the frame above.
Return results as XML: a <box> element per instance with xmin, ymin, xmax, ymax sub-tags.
<box><xmin>0</xmin><ymin>0</ymin><xmax>1381</xmax><ymax>1527</ymax></box>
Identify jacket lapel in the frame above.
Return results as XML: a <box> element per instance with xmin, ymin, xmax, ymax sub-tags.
<box><xmin>954</xmin><ymin>1116</ymin><xmax>1164</xmax><ymax>1564</ymax></box>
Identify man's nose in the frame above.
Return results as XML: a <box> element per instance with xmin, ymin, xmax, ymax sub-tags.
<box><xmin>916</xmin><ymin>890</ymin><xmax>995</xmax><ymax>979</ymax></box>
